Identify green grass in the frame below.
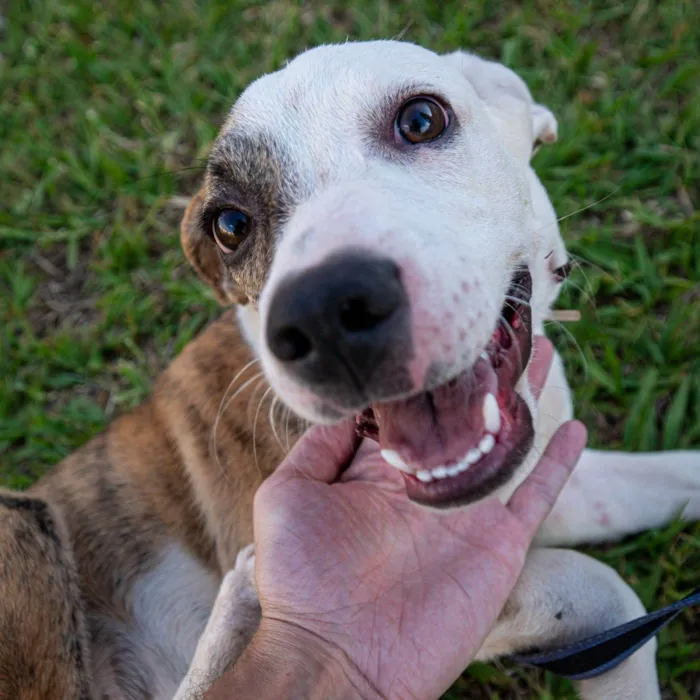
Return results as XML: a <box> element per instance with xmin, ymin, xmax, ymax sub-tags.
<box><xmin>1</xmin><ymin>0</ymin><xmax>698</xmax><ymax>697</ymax></box>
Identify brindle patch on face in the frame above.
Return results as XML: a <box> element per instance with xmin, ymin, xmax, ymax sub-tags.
<box><xmin>196</xmin><ymin>130</ymin><xmax>309</xmax><ymax>305</ymax></box>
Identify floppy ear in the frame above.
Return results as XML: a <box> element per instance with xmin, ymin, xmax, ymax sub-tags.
<box><xmin>443</xmin><ymin>51</ymin><xmax>557</xmax><ymax>162</ymax></box>
<box><xmin>180</xmin><ymin>188</ymin><xmax>248</xmax><ymax>305</ymax></box>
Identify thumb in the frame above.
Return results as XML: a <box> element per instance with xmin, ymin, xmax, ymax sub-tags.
<box><xmin>272</xmin><ymin>420</ymin><xmax>360</xmax><ymax>484</ymax></box>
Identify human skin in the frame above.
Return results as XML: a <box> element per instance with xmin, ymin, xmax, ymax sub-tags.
<box><xmin>206</xmin><ymin>337</ymin><xmax>587</xmax><ymax>700</ymax></box>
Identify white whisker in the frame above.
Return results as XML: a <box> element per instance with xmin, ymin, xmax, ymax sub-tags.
<box><xmin>567</xmin><ymin>251</ymin><xmax>609</xmax><ymax>279</ymax></box>
<box><xmin>530</xmin><ymin>184</ymin><xmax>624</xmax><ymax>244</ymax></box>
<box><xmin>285</xmin><ymin>407</ymin><xmax>292</xmax><ymax>452</ymax></box>
<box><xmin>561</xmin><ymin>275</ymin><xmax>597</xmax><ymax>311</ymax></box>
<box><xmin>504</xmin><ymin>294</ymin><xmax>532</xmax><ymax>309</ymax></box>
<box><xmin>268</xmin><ymin>396</ymin><xmax>287</xmax><ymax>453</ymax></box>
<box><xmin>498</xmin><ymin>315</ymin><xmax>524</xmax><ymax>375</ymax></box>
<box><xmin>211</xmin><ymin>370</ymin><xmax>264</xmax><ymax>482</ymax></box>
<box><xmin>253</xmin><ymin>386</ymin><xmax>274</xmax><ymax>478</ymax></box>
<box><xmin>544</xmin><ymin>318</ymin><xmax>589</xmax><ymax>380</ymax></box>
<box><xmin>567</xmin><ymin>258</ymin><xmax>599</xmax><ymax>307</ymax></box>
<box><xmin>556</xmin><ymin>186</ymin><xmax>621</xmax><ymax>225</ymax></box>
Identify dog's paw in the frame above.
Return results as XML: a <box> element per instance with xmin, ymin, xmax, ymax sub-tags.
<box><xmin>234</xmin><ymin>542</ymin><xmax>255</xmax><ymax>572</ymax></box>
<box><xmin>178</xmin><ymin>545</ymin><xmax>260</xmax><ymax>698</ymax></box>
<box><xmin>220</xmin><ymin>543</ymin><xmax>257</xmax><ymax>607</ymax></box>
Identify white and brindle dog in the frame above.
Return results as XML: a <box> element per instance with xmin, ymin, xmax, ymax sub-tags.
<box><xmin>1</xmin><ymin>41</ymin><xmax>698</xmax><ymax>700</ymax></box>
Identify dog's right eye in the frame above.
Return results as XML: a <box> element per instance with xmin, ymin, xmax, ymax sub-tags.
<box><xmin>213</xmin><ymin>209</ymin><xmax>250</xmax><ymax>253</ymax></box>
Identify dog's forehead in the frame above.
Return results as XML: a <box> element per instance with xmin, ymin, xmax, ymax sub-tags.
<box><xmin>207</xmin><ymin>41</ymin><xmax>481</xmax><ymax>209</ymax></box>
<box><xmin>227</xmin><ymin>41</ymin><xmax>466</xmax><ymax>134</ymax></box>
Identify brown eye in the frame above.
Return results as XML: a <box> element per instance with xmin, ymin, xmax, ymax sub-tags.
<box><xmin>213</xmin><ymin>209</ymin><xmax>249</xmax><ymax>253</ymax></box>
<box><xmin>396</xmin><ymin>97</ymin><xmax>448</xmax><ymax>144</ymax></box>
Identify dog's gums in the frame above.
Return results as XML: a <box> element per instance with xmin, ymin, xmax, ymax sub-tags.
<box><xmin>356</xmin><ymin>269</ymin><xmax>533</xmax><ymax>507</ymax></box>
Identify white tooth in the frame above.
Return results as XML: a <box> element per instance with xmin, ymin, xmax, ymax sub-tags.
<box><xmin>447</xmin><ymin>464</ymin><xmax>462</xmax><ymax>477</ymax></box>
<box><xmin>480</xmin><ymin>352</ymin><xmax>489</xmax><ymax>361</ymax></box>
<box><xmin>416</xmin><ymin>470</ymin><xmax>434</xmax><ymax>483</ymax></box>
<box><xmin>381</xmin><ymin>449</ymin><xmax>412</xmax><ymax>473</ymax></box>
<box><xmin>466</xmin><ymin>448</ymin><xmax>481</xmax><ymax>465</ymax></box>
<box><xmin>483</xmin><ymin>393</ymin><xmax>501</xmax><ymax>434</ymax></box>
<box><xmin>431</xmin><ymin>466</ymin><xmax>448</xmax><ymax>479</ymax></box>
<box><xmin>479</xmin><ymin>434</ymin><xmax>495</xmax><ymax>455</ymax></box>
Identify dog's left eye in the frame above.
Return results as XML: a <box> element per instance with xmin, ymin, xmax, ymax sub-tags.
<box><xmin>213</xmin><ymin>209</ymin><xmax>250</xmax><ymax>253</ymax></box>
<box><xmin>396</xmin><ymin>97</ymin><xmax>448</xmax><ymax>144</ymax></box>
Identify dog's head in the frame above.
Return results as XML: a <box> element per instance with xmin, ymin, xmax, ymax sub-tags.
<box><xmin>182</xmin><ymin>41</ymin><xmax>568</xmax><ymax>507</ymax></box>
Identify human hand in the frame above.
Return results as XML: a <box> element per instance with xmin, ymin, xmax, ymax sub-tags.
<box><xmin>245</xmin><ymin>337</ymin><xmax>586</xmax><ymax>699</ymax></box>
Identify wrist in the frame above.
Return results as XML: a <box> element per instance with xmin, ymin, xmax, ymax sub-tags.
<box><xmin>206</xmin><ymin>618</ymin><xmax>381</xmax><ymax>700</ymax></box>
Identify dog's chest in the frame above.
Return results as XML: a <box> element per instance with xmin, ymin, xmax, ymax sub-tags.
<box><xmin>93</xmin><ymin>543</ymin><xmax>219</xmax><ymax>699</ymax></box>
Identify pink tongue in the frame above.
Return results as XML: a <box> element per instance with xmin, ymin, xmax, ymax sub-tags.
<box><xmin>374</xmin><ymin>358</ymin><xmax>498</xmax><ymax>469</ymax></box>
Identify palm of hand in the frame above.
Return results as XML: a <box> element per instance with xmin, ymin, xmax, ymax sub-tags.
<box><xmin>254</xmin><ymin>443</ymin><xmax>534</xmax><ymax>698</ymax></box>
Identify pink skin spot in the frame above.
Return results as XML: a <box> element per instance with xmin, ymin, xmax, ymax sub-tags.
<box><xmin>461</xmin><ymin>281</ymin><xmax>470</xmax><ymax>293</ymax></box>
<box><xmin>452</xmin><ymin>293</ymin><xmax>460</xmax><ymax>303</ymax></box>
<box><xmin>593</xmin><ymin>502</ymin><xmax>611</xmax><ymax>527</ymax></box>
<box><xmin>459</xmin><ymin>329</ymin><xmax>467</xmax><ymax>342</ymax></box>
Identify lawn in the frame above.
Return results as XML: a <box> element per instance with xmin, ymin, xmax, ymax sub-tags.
<box><xmin>1</xmin><ymin>0</ymin><xmax>698</xmax><ymax>697</ymax></box>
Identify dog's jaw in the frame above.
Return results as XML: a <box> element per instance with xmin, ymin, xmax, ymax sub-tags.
<box><xmin>349</xmin><ymin>267</ymin><xmax>536</xmax><ymax>507</ymax></box>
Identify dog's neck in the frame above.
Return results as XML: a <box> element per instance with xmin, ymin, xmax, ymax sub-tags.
<box><xmin>154</xmin><ymin>308</ymin><xmax>300</xmax><ymax>468</ymax></box>
<box><xmin>134</xmin><ymin>311</ymin><xmax>299</xmax><ymax>569</ymax></box>
<box><xmin>145</xmin><ymin>309</ymin><xmax>300</xmax><ymax>567</ymax></box>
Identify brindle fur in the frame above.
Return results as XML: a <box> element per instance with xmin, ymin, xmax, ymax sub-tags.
<box><xmin>1</xmin><ymin>305</ymin><xmax>294</xmax><ymax>697</ymax></box>
<box><xmin>184</xmin><ymin>129</ymin><xmax>306</xmax><ymax>307</ymax></box>
<box><xmin>0</xmin><ymin>492</ymin><xmax>93</xmax><ymax>699</ymax></box>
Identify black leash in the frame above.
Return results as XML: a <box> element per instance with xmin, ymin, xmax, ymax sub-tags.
<box><xmin>513</xmin><ymin>587</ymin><xmax>700</xmax><ymax>680</ymax></box>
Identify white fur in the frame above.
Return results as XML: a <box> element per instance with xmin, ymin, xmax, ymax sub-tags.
<box><xmin>174</xmin><ymin>41</ymin><xmax>699</xmax><ymax>700</ymax></box>
<box><xmin>235</xmin><ymin>42</ymin><xmax>570</xmax><ymax>496</ymax></box>
<box><xmin>537</xmin><ymin>449</ymin><xmax>700</xmax><ymax>546</ymax></box>
<box><xmin>251</xmin><ymin>43</ymin><xmax>556</xmax><ymax>421</ymax></box>
<box><xmin>175</xmin><ymin>545</ymin><xmax>259</xmax><ymax>700</ymax></box>
<box><xmin>129</xmin><ymin>544</ymin><xmax>219</xmax><ymax>700</ymax></box>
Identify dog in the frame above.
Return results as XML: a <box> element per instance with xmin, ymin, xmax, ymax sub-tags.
<box><xmin>1</xmin><ymin>41</ymin><xmax>698</xmax><ymax>700</ymax></box>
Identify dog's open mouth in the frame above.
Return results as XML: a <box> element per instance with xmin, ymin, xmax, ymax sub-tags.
<box><xmin>356</xmin><ymin>268</ymin><xmax>534</xmax><ymax>506</ymax></box>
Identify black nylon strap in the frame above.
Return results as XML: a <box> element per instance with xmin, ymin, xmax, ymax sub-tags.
<box><xmin>512</xmin><ymin>587</ymin><xmax>700</xmax><ymax>680</ymax></box>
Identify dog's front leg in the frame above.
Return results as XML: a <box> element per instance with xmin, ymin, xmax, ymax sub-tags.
<box><xmin>477</xmin><ymin>548</ymin><xmax>660</xmax><ymax>700</ymax></box>
<box><xmin>174</xmin><ymin>545</ymin><xmax>260</xmax><ymax>700</ymax></box>
<box><xmin>535</xmin><ymin>448</ymin><xmax>700</xmax><ymax>547</ymax></box>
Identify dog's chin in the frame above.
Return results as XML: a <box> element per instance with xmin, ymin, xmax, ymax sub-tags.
<box><xmin>356</xmin><ymin>268</ymin><xmax>535</xmax><ymax>508</ymax></box>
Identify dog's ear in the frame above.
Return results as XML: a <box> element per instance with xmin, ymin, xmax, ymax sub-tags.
<box><xmin>180</xmin><ymin>187</ymin><xmax>248</xmax><ymax>305</ymax></box>
<box><xmin>443</xmin><ymin>51</ymin><xmax>557</xmax><ymax>162</ymax></box>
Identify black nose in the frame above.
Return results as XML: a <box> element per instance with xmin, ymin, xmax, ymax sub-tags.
<box><xmin>266</xmin><ymin>250</ymin><xmax>410</xmax><ymax>397</ymax></box>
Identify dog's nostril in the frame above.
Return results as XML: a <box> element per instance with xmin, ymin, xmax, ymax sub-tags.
<box><xmin>270</xmin><ymin>326</ymin><xmax>313</xmax><ymax>362</ymax></box>
<box><xmin>265</xmin><ymin>253</ymin><xmax>407</xmax><ymax>372</ymax></box>
<box><xmin>338</xmin><ymin>296</ymin><xmax>393</xmax><ymax>333</ymax></box>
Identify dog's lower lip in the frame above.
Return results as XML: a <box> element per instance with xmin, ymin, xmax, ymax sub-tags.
<box><xmin>400</xmin><ymin>396</ymin><xmax>533</xmax><ymax>507</ymax></box>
